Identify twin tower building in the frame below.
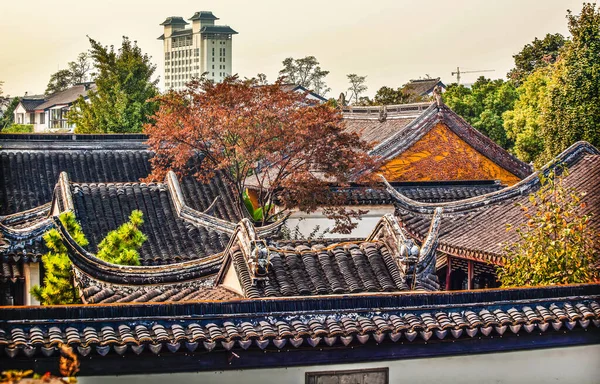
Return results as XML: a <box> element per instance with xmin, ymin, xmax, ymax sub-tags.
<box><xmin>159</xmin><ymin>11</ymin><xmax>237</xmax><ymax>91</ymax></box>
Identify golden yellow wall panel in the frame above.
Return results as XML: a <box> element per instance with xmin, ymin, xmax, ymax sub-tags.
<box><xmin>382</xmin><ymin>123</ymin><xmax>521</xmax><ymax>185</ymax></box>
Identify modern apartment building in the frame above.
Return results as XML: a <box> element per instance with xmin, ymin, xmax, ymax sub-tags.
<box><xmin>158</xmin><ymin>11</ymin><xmax>237</xmax><ymax>91</ymax></box>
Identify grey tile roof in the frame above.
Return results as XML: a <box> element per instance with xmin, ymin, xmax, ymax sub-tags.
<box><xmin>70</xmin><ymin>182</ymin><xmax>231</xmax><ymax>266</ymax></box>
<box><xmin>0</xmin><ymin>135</ymin><xmax>245</xmax><ymax>265</ymax></box>
<box><xmin>0</xmin><ymin>284</ymin><xmax>597</xmax><ymax>360</ymax></box>
<box><xmin>35</xmin><ymin>83</ymin><xmax>95</xmax><ymax>110</ymax></box>
<box><xmin>336</xmin><ymin>181</ymin><xmax>504</xmax><ymax>205</ymax></box>
<box><xmin>230</xmin><ymin>241</ymin><xmax>410</xmax><ymax>298</ymax></box>
<box><xmin>160</xmin><ymin>16</ymin><xmax>188</xmax><ymax>26</ymax></box>
<box><xmin>403</xmin><ymin>78</ymin><xmax>445</xmax><ymax>96</ymax></box>
<box><xmin>200</xmin><ymin>25</ymin><xmax>238</xmax><ymax>34</ymax></box>
<box><xmin>189</xmin><ymin>11</ymin><xmax>219</xmax><ymax>21</ymax></box>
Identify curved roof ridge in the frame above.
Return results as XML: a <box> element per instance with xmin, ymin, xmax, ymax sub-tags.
<box><xmin>383</xmin><ymin>141</ymin><xmax>599</xmax><ymax>215</ymax></box>
<box><xmin>53</xmin><ymin>215</ymin><xmax>225</xmax><ymax>285</ymax></box>
<box><xmin>370</xmin><ymin>102</ymin><xmax>439</xmax><ymax>156</ymax></box>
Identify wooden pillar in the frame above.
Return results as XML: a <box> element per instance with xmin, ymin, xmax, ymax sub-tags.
<box><xmin>467</xmin><ymin>260</ymin><xmax>474</xmax><ymax>291</ymax></box>
<box><xmin>445</xmin><ymin>256</ymin><xmax>452</xmax><ymax>291</ymax></box>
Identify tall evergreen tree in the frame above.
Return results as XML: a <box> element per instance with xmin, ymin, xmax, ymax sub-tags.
<box><xmin>69</xmin><ymin>36</ymin><xmax>158</xmax><ymax>133</ymax></box>
<box><xmin>31</xmin><ymin>212</ymin><xmax>88</xmax><ymax>305</ymax></box>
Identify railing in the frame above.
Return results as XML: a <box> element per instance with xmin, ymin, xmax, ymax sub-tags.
<box><xmin>342</xmin><ymin>102</ymin><xmax>432</xmax><ymax>118</ymax></box>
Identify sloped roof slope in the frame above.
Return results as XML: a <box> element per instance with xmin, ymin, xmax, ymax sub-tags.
<box><xmin>35</xmin><ymin>83</ymin><xmax>95</xmax><ymax>110</ymax></box>
<box><xmin>387</xmin><ymin>141</ymin><xmax>600</xmax><ymax>264</ymax></box>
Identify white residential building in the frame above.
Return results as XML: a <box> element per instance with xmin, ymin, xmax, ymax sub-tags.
<box><xmin>158</xmin><ymin>11</ymin><xmax>237</xmax><ymax>91</ymax></box>
<box><xmin>13</xmin><ymin>83</ymin><xmax>94</xmax><ymax>132</ymax></box>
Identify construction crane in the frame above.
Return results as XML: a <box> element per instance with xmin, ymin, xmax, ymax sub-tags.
<box><xmin>451</xmin><ymin>67</ymin><xmax>495</xmax><ymax>85</ymax></box>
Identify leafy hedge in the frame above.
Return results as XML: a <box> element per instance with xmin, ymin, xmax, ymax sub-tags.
<box><xmin>1</xmin><ymin>124</ymin><xmax>34</xmax><ymax>133</ymax></box>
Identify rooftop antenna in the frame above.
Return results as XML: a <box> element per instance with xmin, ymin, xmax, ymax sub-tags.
<box><xmin>451</xmin><ymin>67</ymin><xmax>495</xmax><ymax>85</ymax></box>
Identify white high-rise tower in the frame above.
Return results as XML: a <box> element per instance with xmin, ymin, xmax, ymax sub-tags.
<box><xmin>159</xmin><ymin>11</ymin><xmax>237</xmax><ymax>90</ymax></box>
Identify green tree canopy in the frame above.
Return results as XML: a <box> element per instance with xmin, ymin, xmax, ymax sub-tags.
<box><xmin>498</xmin><ymin>169</ymin><xmax>599</xmax><ymax>287</ymax></box>
<box><xmin>442</xmin><ymin>77</ymin><xmax>518</xmax><ymax>149</ymax></box>
<box><xmin>541</xmin><ymin>3</ymin><xmax>600</xmax><ymax>159</ymax></box>
<box><xmin>31</xmin><ymin>210</ymin><xmax>146</xmax><ymax>305</ymax></box>
<box><xmin>503</xmin><ymin>67</ymin><xmax>551</xmax><ymax>164</ymax></box>
<box><xmin>346</xmin><ymin>74</ymin><xmax>368</xmax><ymax>104</ymax></box>
<box><xmin>0</xmin><ymin>97</ymin><xmax>19</xmax><ymax>130</ymax></box>
<box><xmin>96</xmin><ymin>210</ymin><xmax>147</xmax><ymax>266</ymax></box>
<box><xmin>278</xmin><ymin>56</ymin><xmax>330</xmax><ymax>97</ymax></box>
<box><xmin>45</xmin><ymin>69</ymin><xmax>73</xmax><ymax>95</ymax></box>
<box><xmin>507</xmin><ymin>33</ymin><xmax>565</xmax><ymax>86</ymax></box>
<box><xmin>69</xmin><ymin>36</ymin><xmax>158</xmax><ymax>133</ymax></box>
<box><xmin>44</xmin><ymin>53</ymin><xmax>93</xmax><ymax>96</ymax></box>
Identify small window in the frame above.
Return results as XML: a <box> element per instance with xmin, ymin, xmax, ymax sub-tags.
<box><xmin>306</xmin><ymin>368</ymin><xmax>388</xmax><ymax>384</ymax></box>
<box><xmin>39</xmin><ymin>112</ymin><xmax>45</xmax><ymax>124</ymax></box>
<box><xmin>29</xmin><ymin>112</ymin><xmax>35</xmax><ymax>124</ymax></box>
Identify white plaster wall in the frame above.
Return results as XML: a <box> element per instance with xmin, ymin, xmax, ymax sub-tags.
<box><xmin>284</xmin><ymin>206</ymin><xmax>394</xmax><ymax>239</ymax></box>
<box><xmin>13</xmin><ymin>103</ymin><xmax>27</xmax><ymax>124</ymax></box>
<box><xmin>79</xmin><ymin>344</ymin><xmax>600</xmax><ymax>384</ymax></box>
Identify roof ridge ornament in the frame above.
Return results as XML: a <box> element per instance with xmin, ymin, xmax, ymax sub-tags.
<box><xmin>433</xmin><ymin>85</ymin><xmax>443</xmax><ymax>109</ymax></box>
<box><xmin>367</xmin><ymin>209</ymin><xmax>442</xmax><ymax>291</ymax></box>
<box><xmin>378</xmin><ymin>106</ymin><xmax>387</xmax><ymax>123</ymax></box>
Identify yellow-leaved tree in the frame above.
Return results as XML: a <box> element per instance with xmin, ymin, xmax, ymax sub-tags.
<box><xmin>498</xmin><ymin>168</ymin><xmax>599</xmax><ymax>287</ymax></box>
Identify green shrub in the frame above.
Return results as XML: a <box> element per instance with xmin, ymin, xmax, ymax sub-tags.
<box><xmin>31</xmin><ymin>210</ymin><xmax>147</xmax><ymax>305</ymax></box>
<box><xmin>1</xmin><ymin>124</ymin><xmax>33</xmax><ymax>133</ymax></box>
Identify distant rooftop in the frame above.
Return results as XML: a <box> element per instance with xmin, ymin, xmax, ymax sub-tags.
<box><xmin>200</xmin><ymin>25</ymin><xmax>238</xmax><ymax>34</ymax></box>
<box><xmin>159</xmin><ymin>16</ymin><xmax>189</xmax><ymax>26</ymax></box>
<box><xmin>189</xmin><ymin>11</ymin><xmax>219</xmax><ymax>21</ymax></box>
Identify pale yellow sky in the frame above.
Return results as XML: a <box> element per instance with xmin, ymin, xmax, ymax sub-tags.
<box><xmin>0</xmin><ymin>0</ymin><xmax>587</xmax><ymax>98</ymax></box>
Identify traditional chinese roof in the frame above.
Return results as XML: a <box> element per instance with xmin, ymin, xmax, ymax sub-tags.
<box><xmin>343</xmin><ymin>102</ymin><xmax>431</xmax><ymax>146</ymax></box>
<box><xmin>0</xmin><ymin>134</ymin><xmax>247</xmax><ymax>264</ymax></box>
<box><xmin>159</xmin><ymin>16</ymin><xmax>188</xmax><ymax>26</ymax></box>
<box><xmin>200</xmin><ymin>25</ymin><xmax>238</xmax><ymax>35</ymax></box>
<box><xmin>342</xmin><ymin>102</ymin><xmax>531</xmax><ymax>181</ymax></box>
<box><xmin>376</xmin><ymin>103</ymin><xmax>532</xmax><ymax>179</ymax></box>
<box><xmin>213</xmin><ymin>212</ymin><xmax>441</xmax><ymax>299</ymax></box>
<box><xmin>0</xmin><ymin>203</ymin><xmax>52</xmax><ymax>262</ymax></box>
<box><xmin>189</xmin><ymin>11</ymin><xmax>219</xmax><ymax>21</ymax></box>
<box><xmin>336</xmin><ymin>180</ymin><xmax>504</xmax><ymax>205</ymax></box>
<box><xmin>403</xmin><ymin>78</ymin><xmax>445</xmax><ymax>97</ymax></box>
<box><xmin>0</xmin><ymin>134</ymin><xmax>151</xmax><ymax>215</ymax></box>
<box><xmin>385</xmin><ymin>141</ymin><xmax>600</xmax><ymax>264</ymax></box>
<box><xmin>69</xmin><ymin>180</ymin><xmax>231</xmax><ymax>266</ymax></box>
<box><xmin>0</xmin><ymin>284</ymin><xmax>598</xmax><ymax>375</ymax></box>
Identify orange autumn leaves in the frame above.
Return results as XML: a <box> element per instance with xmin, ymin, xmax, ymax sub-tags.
<box><xmin>144</xmin><ymin>77</ymin><xmax>379</xmax><ymax>233</ymax></box>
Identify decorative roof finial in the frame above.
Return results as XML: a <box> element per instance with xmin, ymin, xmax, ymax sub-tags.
<box><xmin>433</xmin><ymin>85</ymin><xmax>443</xmax><ymax>108</ymax></box>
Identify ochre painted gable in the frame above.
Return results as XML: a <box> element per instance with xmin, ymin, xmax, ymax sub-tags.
<box><xmin>381</xmin><ymin>122</ymin><xmax>521</xmax><ymax>185</ymax></box>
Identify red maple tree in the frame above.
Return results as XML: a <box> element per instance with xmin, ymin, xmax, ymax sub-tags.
<box><xmin>144</xmin><ymin>77</ymin><xmax>379</xmax><ymax>233</ymax></box>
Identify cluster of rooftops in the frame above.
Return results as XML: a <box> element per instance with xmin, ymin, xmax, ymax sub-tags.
<box><xmin>0</xmin><ymin>102</ymin><xmax>598</xmax><ymax>374</ymax></box>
